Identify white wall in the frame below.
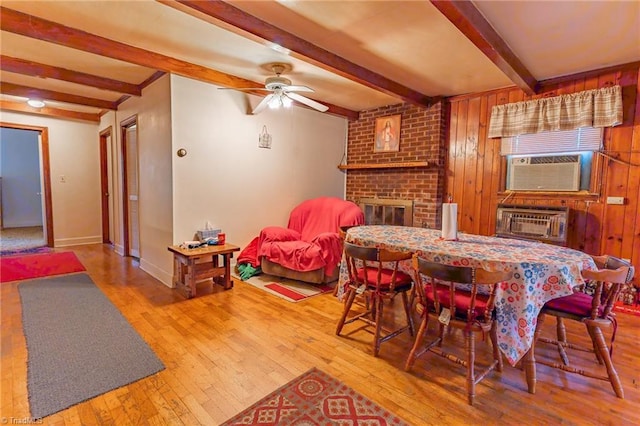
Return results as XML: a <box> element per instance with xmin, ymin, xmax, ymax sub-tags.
<box><xmin>171</xmin><ymin>75</ymin><xmax>348</xmax><ymax>252</ymax></box>
<box><xmin>0</xmin><ymin>112</ymin><xmax>101</xmax><ymax>246</ymax></box>
<box><xmin>0</xmin><ymin>127</ymin><xmax>43</xmax><ymax>227</ymax></box>
<box><xmin>104</xmin><ymin>74</ymin><xmax>174</xmax><ymax>286</ymax></box>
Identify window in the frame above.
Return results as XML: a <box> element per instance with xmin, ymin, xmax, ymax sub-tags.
<box><xmin>502</xmin><ymin>127</ymin><xmax>603</xmax><ymax>192</ymax></box>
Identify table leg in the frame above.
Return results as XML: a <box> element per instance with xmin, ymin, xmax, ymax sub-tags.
<box><xmin>172</xmin><ymin>256</ymin><xmax>180</xmax><ymax>288</ymax></box>
<box><xmin>223</xmin><ymin>253</ymin><xmax>233</xmax><ymax>289</ymax></box>
<box><xmin>185</xmin><ymin>259</ymin><xmax>196</xmax><ymax>298</ymax></box>
<box><xmin>524</xmin><ymin>313</ymin><xmax>545</xmax><ymax>394</ymax></box>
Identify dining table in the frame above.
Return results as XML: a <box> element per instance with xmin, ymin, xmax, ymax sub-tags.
<box><xmin>338</xmin><ymin>225</ymin><xmax>597</xmax><ymax>370</ymax></box>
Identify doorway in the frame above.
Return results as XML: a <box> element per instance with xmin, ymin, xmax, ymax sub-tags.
<box><xmin>0</xmin><ymin>123</ymin><xmax>53</xmax><ymax>250</ymax></box>
<box><xmin>99</xmin><ymin>127</ymin><xmax>115</xmax><ymax>245</ymax></box>
<box><xmin>121</xmin><ymin>115</ymin><xmax>140</xmax><ymax>258</ymax></box>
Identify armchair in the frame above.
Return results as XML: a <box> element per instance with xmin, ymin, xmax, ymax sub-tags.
<box><xmin>257</xmin><ymin>197</ymin><xmax>364</xmax><ymax>284</ymax></box>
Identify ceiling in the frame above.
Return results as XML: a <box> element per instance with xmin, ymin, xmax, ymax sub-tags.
<box><xmin>1</xmin><ymin>1</ymin><xmax>639</xmax><ymax>122</ymax></box>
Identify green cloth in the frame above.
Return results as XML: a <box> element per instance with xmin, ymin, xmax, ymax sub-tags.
<box><xmin>237</xmin><ymin>263</ymin><xmax>261</xmax><ymax>281</ymax></box>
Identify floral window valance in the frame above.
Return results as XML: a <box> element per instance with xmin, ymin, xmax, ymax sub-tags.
<box><xmin>488</xmin><ymin>85</ymin><xmax>622</xmax><ymax>138</ymax></box>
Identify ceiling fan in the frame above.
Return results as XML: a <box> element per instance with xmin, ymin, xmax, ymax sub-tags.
<box><xmin>225</xmin><ymin>63</ymin><xmax>329</xmax><ymax>114</ymax></box>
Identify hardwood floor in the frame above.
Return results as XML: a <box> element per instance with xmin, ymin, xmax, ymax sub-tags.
<box><xmin>1</xmin><ymin>244</ymin><xmax>639</xmax><ymax>425</ymax></box>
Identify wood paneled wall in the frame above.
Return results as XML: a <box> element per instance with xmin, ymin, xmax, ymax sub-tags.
<box><xmin>446</xmin><ymin>66</ymin><xmax>640</xmax><ymax>274</ymax></box>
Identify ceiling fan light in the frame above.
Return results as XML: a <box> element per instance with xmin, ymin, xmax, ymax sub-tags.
<box><xmin>268</xmin><ymin>96</ymin><xmax>281</xmax><ymax>109</ymax></box>
<box><xmin>282</xmin><ymin>95</ymin><xmax>292</xmax><ymax>108</ymax></box>
<box><xmin>27</xmin><ymin>99</ymin><xmax>46</xmax><ymax>108</ymax></box>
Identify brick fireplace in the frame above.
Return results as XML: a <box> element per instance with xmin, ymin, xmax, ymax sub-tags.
<box><xmin>345</xmin><ymin>102</ymin><xmax>448</xmax><ymax>229</ymax></box>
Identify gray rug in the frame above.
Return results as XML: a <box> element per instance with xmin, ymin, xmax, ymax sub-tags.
<box><xmin>18</xmin><ymin>273</ymin><xmax>165</xmax><ymax>419</ymax></box>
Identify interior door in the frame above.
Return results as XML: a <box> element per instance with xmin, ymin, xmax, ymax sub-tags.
<box><xmin>121</xmin><ymin>116</ymin><xmax>140</xmax><ymax>259</ymax></box>
<box><xmin>125</xmin><ymin>124</ymin><xmax>140</xmax><ymax>258</ymax></box>
<box><xmin>99</xmin><ymin>128</ymin><xmax>115</xmax><ymax>244</ymax></box>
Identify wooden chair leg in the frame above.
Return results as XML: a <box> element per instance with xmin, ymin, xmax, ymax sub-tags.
<box><xmin>555</xmin><ymin>317</ymin><xmax>570</xmax><ymax>365</ymax></box>
<box><xmin>466</xmin><ymin>330</ymin><xmax>476</xmax><ymax>406</ymax></box>
<box><xmin>373</xmin><ymin>295</ymin><xmax>384</xmax><ymax>357</ymax></box>
<box><xmin>587</xmin><ymin>322</ymin><xmax>624</xmax><ymax>399</ymax></box>
<box><xmin>437</xmin><ymin>322</ymin><xmax>445</xmax><ymax>347</ymax></box>
<box><xmin>490</xmin><ymin>320</ymin><xmax>503</xmax><ymax>372</ymax></box>
<box><xmin>585</xmin><ymin>324</ymin><xmax>605</xmax><ymax>365</ymax></box>
<box><xmin>405</xmin><ymin>313</ymin><xmax>429</xmax><ymax>371</ymax></box>
<box><xmin>401</xmin><ymin>291</ymin><xmax>415</xmax><ymax>336</ymax></box>
<box><xmin>336</xmin><ymin>288</ymin><xmax>357</xmax><ymax>335</ymax></box>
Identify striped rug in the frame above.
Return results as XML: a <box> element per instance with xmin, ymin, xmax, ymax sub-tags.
<box><xmin>233</xmin><ymin>272</ymin><xmax>334</xmax><ymax>302</ymax></box>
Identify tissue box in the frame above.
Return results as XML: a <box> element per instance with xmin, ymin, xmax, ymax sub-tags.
<box><xmin>197</xmin><ymin>228</ymin><xmax>221</xmax><ymax>242</ymax></box>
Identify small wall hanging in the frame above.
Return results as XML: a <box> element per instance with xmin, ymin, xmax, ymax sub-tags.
<box><xmin>258</xmin><ymin>125</ymin><xmax>272</xmax><ymax>149</ymax></box>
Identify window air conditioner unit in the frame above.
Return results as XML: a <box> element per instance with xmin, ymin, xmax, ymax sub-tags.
<box><xmin>508</xmin><ymin>155</ymin><xmax>581</xmax><ymax>191</ymax></box>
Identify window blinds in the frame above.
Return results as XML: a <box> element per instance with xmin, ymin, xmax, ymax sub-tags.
<box><xmin>500</xmin><ymin>127</ymin><xmax>603</xmax><ymax>156</ymax></box>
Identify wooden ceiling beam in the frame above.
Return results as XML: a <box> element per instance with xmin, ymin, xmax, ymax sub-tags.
<box><xmin>0</xmin><ymin>100</ymin><xmax>100</xmax><ymax>123</ymax></box>
<box><xmin>0</xmin><ymin>82</ymin><xmax>117</xmax><ymax>110</ymax></box>
<box><xmin>0</xmin><ymin>55</ymin><xmax>142</xmax><ymax>96</ymax></box>
<box><xmin>430</xmin><ymin>0</ymin><xmax>538</xmax><ymax>95</ymax></box>
<box><xmin>165</xmin><ymin>0</ymin><xmax>434</xmax><ymax>107</ymax></box>
<box><xmin>0</xmin><ymin>6</ymin><xmax>358</xmax><ymax>120</ymax></box>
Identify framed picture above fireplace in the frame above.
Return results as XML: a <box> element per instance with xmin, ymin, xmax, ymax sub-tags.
<box><xmin>374</xmin><ymin>114</ymin><xmax>401</xmax><ymax>152</ymax></box>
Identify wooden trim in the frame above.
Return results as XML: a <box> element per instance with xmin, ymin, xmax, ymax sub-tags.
<box><xmin>338</xmin><ymin>161</ymin><xmax>431</xmax><ymax>170</ymax></box>
<box><xmin>447</xmin><ymin>62</ymin><xmax>640</xmax><ymax>103</ymax></box>
<box><xmin>538</xmin><ymin>61</ymin><xmax>640</xmax><ymax>88</ymax></box>
<box><xmin>164</xmin><ymin>0</ymin><xmax>433</xmax><ymax>108</ymax></box>
<box><xmin>99</xmin><ymin>127</ymin><xmax>112</xmax><ymax>244</ymax></box>
<box><xmin>120</xmin><ymin>115</ymin><xmax>137</xmax><ymax>257</ymax></box>
<box><xmin>139</xmin><ymin>71</ymin><xmax>167</xmax><ymax>90</ymax></box>
<box><xmin>0</xmin><ymin>7</ymin><xmax>357</xmax><ymax>120</ymax></box>
<box><xmin>0</xmin><ymin>55</ymin><xmax>142</xmax><ymax>96</ymax></box>
<box><xmin>0</xmin><ymin>100</ymin><xmax>100</xmax><ymax>123</ymax></box>
<box><xmin>0</xmin><ymin>82</ymin><xmax>117</xmax><ymax>110</ymax></box>
<box><xmin>430</xmin><ymin>0</ymin><xmax>537</xmax><ymax>95</ymax></box>
<box><xmin>0</xmin><ymin>122</ymin><xmax>54</xmax><ymax>247</ymax></box>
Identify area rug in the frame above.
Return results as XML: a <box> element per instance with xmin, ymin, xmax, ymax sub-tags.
<box><xmin>0</xmin><ymin>251</ymin><xmax>85</xmax><ymax>283</ymax></box>
<box><xmin>221</xmin><ymin>367</ymin><xmax>409</xmax><ymax>425</ymax></box>
<box><xmin>613</xmin><ymin>301</ymin><xmax>640</xmax><ymax>317</ymax></box>
<box><xmin>233</xmin><ymin>272</ymin><xmax>334</xmax><ymax>302</ymax></box>
<box><xmin>0</xmin><ymin>246</ymin><xmax>50</xmax><ymax>257</ymax></box>
<box><xmin>18</xmin><ymin>273</ymin><xmax>165</xmax><ymax>418</ymax></box>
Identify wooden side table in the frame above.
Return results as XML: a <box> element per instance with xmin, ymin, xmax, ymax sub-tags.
<box><xmin>168</xmin><ymin>243</ymin><xmax>240</xmax><ymax>298</ymax></box>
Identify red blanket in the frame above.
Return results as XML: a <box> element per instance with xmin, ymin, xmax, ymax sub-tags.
<box><xmin>257</xmin><ymin>197</ymin><xmax>364</xmax><ymax>276</ymax></box>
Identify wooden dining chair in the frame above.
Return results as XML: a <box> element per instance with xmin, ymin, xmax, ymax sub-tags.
<box><xmin>405</xmin><ymin>255</ymin><xmax>513</xmax><ymax>405</ymax></box>
<box><xmin>333</xmin><ymin>225</ymin><xmax>361</xmax><ymax>297</ymax></box>
<box><xmin>531</xmin><ymin>255</ymin><xmax>634</xmax><ymax>398</ymax></box>
<box><xmin>335</xmin><ymin>242</ymin><xmax>414</xmax><ymax>357</ymax></box>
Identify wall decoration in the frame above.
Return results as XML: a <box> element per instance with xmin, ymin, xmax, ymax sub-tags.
<box><xmin>374</xmin><ymin>114</ymin><xmax>400</xmax><ymax>152</ymax></box>
<box><xmin>258</xmin><ymin>125</ymin><xmax>272</xmax><ymax>149</ymax></box>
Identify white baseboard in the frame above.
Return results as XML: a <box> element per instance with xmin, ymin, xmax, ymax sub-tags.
<box><xmin>113</xmin><ymin>244</ymin><xmax>125</xmax><ymax>256</ymax></box>
<box><xmin>54</xmin><ymin>235</ymin><xmax>102</xmax><ymax>247</ymax></box>
<box><xmin>140</xmin><ymin>258</ymin><xmax>173</xmax><ymax>288</ymax></box>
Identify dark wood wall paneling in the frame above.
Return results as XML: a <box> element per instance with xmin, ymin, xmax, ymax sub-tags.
<box><xmin>446</xmin><ymin>67</ymin><xmax>640</xmax><ymax>274</ymax></box>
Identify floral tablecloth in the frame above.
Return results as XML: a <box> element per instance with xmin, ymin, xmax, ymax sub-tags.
<box><xmin>339</xmin><ymin>225</ymin><xmax>597</xmax><ymax>366</ymax></box>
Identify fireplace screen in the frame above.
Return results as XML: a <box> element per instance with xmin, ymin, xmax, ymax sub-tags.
<box><xmin>496</xmin><ymin>204</ymin><xmax>569</xmax><ymax>245</ymax></box>
<box><xmin>360</xmin><ymin>198</ymin><xmax>413</xmax><ymax>227</ymax></box>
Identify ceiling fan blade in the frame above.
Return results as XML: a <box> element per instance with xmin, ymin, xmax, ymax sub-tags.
<box><xmin>218</xmin><ymin>87</ymin><xmax>269</xmax><ymax>91</ymax></box>
<box><xmin>283</xmin><ymin>85</ymin><xmax>313</xmax><ymax>93</ymax></box>
<box><xmin>286</xmin><ymin>92</ymin><xmax>329</xmax><ymax>112</ymax></box>
<box><xmin>252</xmin><ymin>94</ymin><xmax>274</xmax><ymax>114</ymax></box>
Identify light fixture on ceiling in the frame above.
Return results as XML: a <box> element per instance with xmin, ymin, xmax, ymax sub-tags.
<box><xmin>27</xmin><ymin>99</ymin><xmax>46</xmax><ymax>108</ymax></box>
<box><xmin>268</xmin><ymin>91</ymin><xmax>293</xmax><ymax>109</ymax></box>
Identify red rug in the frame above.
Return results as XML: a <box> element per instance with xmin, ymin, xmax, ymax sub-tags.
<box><xmin>613</xmin><ymin>301</ymin><xmax>640</xmax><ymax>317</ymax></box>
<box><xmin>221</xmin><ymin>368</ymin><xmax>409</xmax><ymax>425</ymax></box>
<box><xmin>0</xmin><ymin>251</ymin><xmax>85</xmax><ymax>283</ymax></box>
